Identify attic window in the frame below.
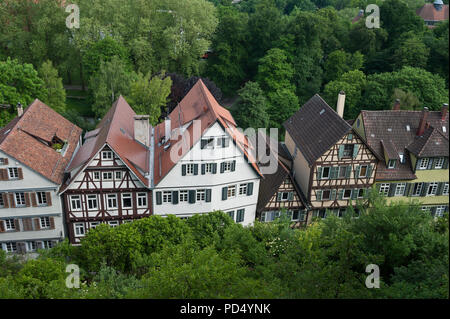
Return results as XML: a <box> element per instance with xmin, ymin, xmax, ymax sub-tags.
<box><xmin>399</xmin><ymin>153</ymin><xmax>405</xmax><ymax>163</ymax></box>
<box><xmin>319</xmin><ymin>109</ymin><xmax>325</xmax><ymax>115</ymax></box>
<box><xmin>387</xmin><ymin>159</ymin><xmax>396</xmax><ymax>169</ymax></box>
<box><xmin>51</xmin><ymin>136</ymin><xmax>67</xmax><ymax>154</ymax></box>
<box><xmin>3</xmin><ymin>129</ymin><xmax>10</xmax><ymax>135</ymax></box>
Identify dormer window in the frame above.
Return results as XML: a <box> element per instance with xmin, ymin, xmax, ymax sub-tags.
<box><xmin>399</xmin><ymin>153</ymin><xmax>405</xmax><ymax>164</ymax></box>
<box><xmin>387</xmin><ymin>159</ymin><xmax>396</xmax><ymax>169</ymax></box>
<box><xmin>201</xmin><ymin>137</ymin><xmax>215</xmax><ymax>149</ymax></box>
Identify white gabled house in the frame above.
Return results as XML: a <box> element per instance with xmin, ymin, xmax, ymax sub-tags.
<box><xmin>151</xmin><ymin>80</ymin><xmax>262</xmax><ymax>225</ymax></box>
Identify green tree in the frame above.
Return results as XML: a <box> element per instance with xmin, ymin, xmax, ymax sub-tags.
<box><xmin>38</xmin><ymin>60</ymin><xmax>66</xmax><ymax>113</ymax></box>
<box><xmin>392</xmin><ymin>88</ymin><xmax>421</xmax><ymax>110</ymax></box>
<box><xmin>324</xmin><ymin>50</ymin><xmax>364</xmax><ymax>82</ymax></box>
<box><xmin>393</xmin><ymin>33</ymin><xmax>430</xmax><ymax>70</ymax></box>
<box><xmin>233</xmin><ymin>81</ymin><xmax>270</xmax><ymax>130</ymax></box>
<box><xmin>256</xmin><ymin>48</ymin><xmax>295</xmax><ymax>93</ymax></box>
<box><xmin>126</xmin><ymin>73</ymin><xmax>172</xmax><ymax>125</ymax></box>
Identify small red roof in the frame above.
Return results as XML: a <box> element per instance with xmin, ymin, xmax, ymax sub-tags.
<box><xmin>416</xmin><ymin>3</ymin><xmax>449</xmax><ymax>22</ymax></box>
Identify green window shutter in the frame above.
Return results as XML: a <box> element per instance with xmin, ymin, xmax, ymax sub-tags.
<box><xmin>288</xmin><ymin>192</ymin><xmax>294</xmax><ymax>200</ymax></box>
<box><xmin>427</xmin><ymin>158</ymin><xmax>433</xmax><ymax>170</ymax></box>
<box><xmin>367</xmin><ymin>165</ymin><xmax>373</xmax><ymax>178</ymax></box>
<box><xmin>156</xmin><ymin>191</ymin><xmax>162</xmax><ymax>205</ymax></box>
<box><xmin>172</xmin><ymin>191</ymin><xmax>178</xmax><ymax>205</ymax></box>
<box><xmin>338</xmin><ymin>189</ymin><xmax>344</xmax><ymax>200</ymax></box>
<box><xmin>331</xmin><ymin>167</ymin><xmax>339</xmax><ymax>179</ymax></box>
<box><xmin>212</xmin><ymin>163</ymin><xmax>217</xmax><ymax>174</ymax></box>
<box><xmin>277</xmin><ymin>192</ymin><xmax>282</xmax><ymax>201</ymax></box>
<box><xmin>317</xmin><ymin>167</ymin><xmax>323</xmax><ymax>180</ymax></box>
<box><xmin>388</xmin><ymin>183</ymin><xmax>396</xmax><ymax>197</ymax></box>
<box><xmin>231</xmin><ymin>160</ymin><xmax>236</xmax><ymax>171</ymax></box>
<box><xmin>405</xmin><ymin>183</ymin><xmax>412</xmax><ymax>197</ymax></box>
<box><xmin>352</xmin><ymin>144</ymin><xmax>359</xmax><ymax>159</ymax></box>
<box><xmin>338</xmin><ymin>145</ymin><xmax>344</xmax><ymax>159</ymax></box>
<box><xmin>355</xmin><ymin>166</ymin><xmax>360</xmax><ymax>178</ymax></box>
<box><xmin>181</xmin><ymin>164</ymin><xmax>186</xmax><ymax>176</ymax></box>
<box><xmin>415</xmin><ymin>159</ymin><xmax>421</xmax><ymax>171</ymax></box>
<box><xmin>364</xmin><ymin>188</ymin><xmax>370</xmax><ymax>198</ymax></box>
<box><xmin>201</xmin><ymin>164</ymin><xmax>206</xmax><ymax>175</ymax></box>
<box><xmin>193</xmin><ymin>164</ymin><xmax>198</xmax><ymax>175</ymax></box>
<box><xmin>236</xmin><ymin>209</ymin><xmax>245</xmax><ymax>222</ymax></box>
<box><xmin>222</xmin><ymin>187</ymin><xmax>228</xmax><ymax>200</ymax></box>
<box><xmin>351</xmin><ymin>188</ymin><xmax>358</xmax><ymax>200</ymax></box>
<box><xmin>206</xmin><ymin>189</ymin><xmax>211</xmax><ymax>202</ymax></box>
<box><xmin>436</xmin><ymin>182</ymin><xmax>443</xmax><ymax>196</ymax></box>
<box><xmin>316</xmin><ymin>190</ymin><xmax>322</xmax><ymax>201</ymax></box>
<box><xmin>443</xmin><ymin>158</ymin><xmax>448</xmax><ymax>169</ymax></box>
<box><xmin>189</xmin><ymin>190</ymin><xmax>196</xmax><ymax>204</ymax></box>
<box><xmin>247</xmin><ymin>182</ymin><xmax>253</xmax><ymax>196</ymax></box>
<box><xmin>421</xmin><ymin>183</ymin><xmax>429</xmax><ymax>196</ymax></box>
<box><xmin>220</xmin><ymin>162</ymin><xmax>225</xmax><ymax>173</ymax></box>
<box><xmin>347</xmin><ymin>133</ymin><xmax>353</xmax><ymax>140</ymax></box>
<box><xmin>331</xmin><ymin>189</ymin><xmax>337</xmax><ymax>200</ymax></box>
<box><xmin>346</xmin><ymin>165</ymin><xmax>352</xmax><ymax>178</ymax></box>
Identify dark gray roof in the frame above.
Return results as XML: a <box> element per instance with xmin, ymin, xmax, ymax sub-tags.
<box><xmin>283</xmin><ymin>94</ymin><xmax>352</xmax><ymax>166</ymax></box>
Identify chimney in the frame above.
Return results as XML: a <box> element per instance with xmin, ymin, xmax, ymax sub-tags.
<box><xmin>417</xmin><ymin>107</ymin><xmax>429</xmax><ymax>136</ymax></box>
<box><xmin>164</xmin><ymin>117</ymin><xmax>171</xmax><ymax>142</ymax></box>
<box><xmin>134</xmin><ymin>115</ymin><xmax>150</xmax><ymax>147</ymax></box>
<box><xmin>393</xmin><ymin>99</ymin><xmax>401</xmax><ymax>111</ymax></box>
<box><xmin>441</xmin><ymin>103</ymin><xmax>448</xmax><ymax>120</ymax></box>
<box><xmin>17</xmin><ymin>102</ymin><xmax>23</xmax><ymax>117</ymax></box>
<box><xmin>336</xmin><ymin>91</ymin><xmax>345</xmax><ymax>118</ymax></box>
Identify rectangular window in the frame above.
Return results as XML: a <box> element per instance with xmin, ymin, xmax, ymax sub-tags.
<box><xmin>162</xmin><ymin>191</ymin><xmax>172</xmax><ymax>203</ymax></box>
<box><xmin>419</xmin><ymin>158</ymin><xmax>429</xmax><ymax>169</ymax></box>
<box><xmin>74</xmin><ymin>223</ymin><xmax>85</xmax><ymax>236</ymax></box>
<box><xmin>15</xmin><ymin>192</ymin><xmax>26</xmax><ymax>207</ymax></box>
<box><xmin>137</xmin><ymin>193</ymin><xmax>147</xmax><ymax>208</ymax></box>
<box><xmin>4</xmin><ymin>242</ymin><xmax>17</xmax><ymax>253</ymax></box>
<box><xmin>205</xmin><ymin>163</ymin><xmax>214</xmax><ymax>174</ymax></box>
<box><xmin>443</xmin><ymin>183</ymin><xmax>449</xmax><ymax>196</ymax></box>
<box><xmin>279</xmin><ymin>192</ymin><xmax>290</xmax><ymax>201</ymax></box>
<box><xmin>201</xmin><ymin>137</ymin><xmax>215</xmax><ymax>149</ymax></box>
<box><xmin>36</xmin><ymin>192</ymin><xmax>48</xmax><ymax>206</ymax></box>
<box><xmin>217</xmin><ymin>137</ymin><xmax>230</xmax><ymax>148</ymax></box>
<box><xmin>226</xmin><ymin>211</ymin><xmax>235</xmax><ymax>221</ymax></box>
<box><xmin>70</xmin><ymin>195</ymin><xmax>81</xmax><ymax>211</ymax></box>
<box><xmin>313</xmin><ymin>209</ymin><xmax>327</xmax><ymax>219</ymax></box>
<box><xmin>435</xmin><ymin>206</ymin><xmax>447</xmax><ymax>218</ymax></box>
<box><xmin>0</xmin><ymin>158</ymin><xmax>4</xmax><ymax>165</ymax></box>
<box><xmin>357</xmin><ymin>189</ymin><xmax>365</xmax><ymax>198</ymax></box>
<box><xmin>4</xmin><ymin>219</ymin><xmax>15</xmax><ymax>231</ymax></box>
<box><xmin>338</xmin><ymin>166</ymin><xmax>347</xmax><ymax>178</ymax></box>
<box><xmin>122</xmin><ymin>193</ymin><xmax>132</xmax><ymax>208</ymax></box>
<box><xmin>8</xmin><ymin>167</ymin><xmax>19</xmax><ymax>179</ymax></box>
<box><xmin>42</xmin><ymin>241</ymin><xmax>54</xmax><ymax>249</ymax></box>
<box><xmin>102</xmin><ymin>151</ymin><xmax>113</xmax><ymax>160</ymax></box>
<box><xmin>186</xmin><ymin>164</ymin><xmax>195</xmax><ymax>175</ymax></box>
<box><xmin>90</xmin><ymin>222</ymin><xmax>100</xmax><ymax>229</ymax></box>
<box><xmin>227</xmin><ymin>185</ymin><xmax>236</xmax><ymax>198</ymax></box>
<box><xmin>427</xmin><ymin>182</ymin><xmax>439</xmax><ymax>196</ymax></box>
<box><xmin>106</xmin><ymin>194</ymin><xmax>118</xmax><ymax>209</ymax></box>
<box><xmin>395</xmin><ymin>183</ymin><xmax>406</xmax><ymax>196</ymax></box>
<box><xmin>236</xmin><ymin>209</ymin><xmax>245</xmax><ymax>223</ymax></box>
<box><xmin>40</xmin><ymin>217</ymin><xmax>51</xmax><ymax>229</ymax></box>
<box><xmin>27</xmin><ymin>242</ymin><xmax>37</xmax><ymax>252</ymax></box>
<box><xmin>321</xmin><ymin>167</ymin><xmax>330</xmax><ymax>179</ymax></box>
<box><xmin>196</xmin><ymin>189</ymin><xmax>206</xmax><ymax>202</ymax></box>
<box><xmin>359</xmin><ymin>165</ymin><xmax>368</xmax><ymax>178</ymax></box>
<box><xmin>223</xmin><ymin>161</ymin><xmax>233</xmax><ymax>173</ymax></box>
<box><xmin>87</xmin><ymin>194</ymin><xmax>98</xmax><ymax>210</ymax></box>
<box><xmin>343</xmin><ymin>189</ymin><xmax>352</xmax><ymax>199</ymax></box>
<box><xmin>434</xmin><ymin>157</ymin><xmax>445</xmax><ymax>169</ymax></box>
<box><xmin>179</xmin><ymin>190</ymin><xmax>189</xmax><ymax>202</ymax></box>
<box><xmin>412</xmin><ymin>183</ymin><xmax>423</xmax><ymax>196</ymax></box>
<box><xmin>379</xmin><ymin>183</ymin><xmax>390</xmax><ymax>196</ymax></box>
<box><xmin>115</xmin><ymin>171</ymin><xmax>122</xmax><ymax>180</ymax></box>
<box><xmin>322</xmin><ymin>190</ymin><xmax>331</xmax><ymax>200</ymax></box>
<box><xmin>93</xmin><ymin>171</ymin><xmax>100</xmax><ymax>180</ymax></box>
<box><xmin>108</xmin><ymin>221</ymin><xmax>119</xmax><ymax>228</ymax></box>
<box><xmin>387</xmin><ymin>160</ymin><xmax>396</xmax><ymax>169</ymax></box>
<box><xmin>102</xmin><ymin>172</ymin><xmax>113</xmax><ymax>180</ymax></box>
<box><xmin>239</xmin><ymin>184</ymin><xmax>248</xmax><ymax>196</ymax></box>
<box><xmin>0</xmin><ymin>194</ymin><xmax>4</xmax><ymax>208</ymax></box>
<box><xmin>342</xmin><ymin>144</ymin><xmax>354</xmax><ymax>158</ymax></box>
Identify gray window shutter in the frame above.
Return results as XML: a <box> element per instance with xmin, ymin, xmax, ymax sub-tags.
<box><xmin>224</xmin><ymin>137</ymin><xmax>230</xmax><ymax>147</ymax></box>
<box><xmin>436</xmin><ymin>182</ymin><xmax>443</xmax><ymax>196</ymax></box>
<box><xmin>222</xmin><ymin>187</ymin><xmax>228</xmax><ymax>200</ymax></box>
<box><xmin>338</xmin><ymin>145</ymin><xmax>344</xmax><ymax>159</ymax></box>
<box><xmin>355</xmin><ymin>166</ymin><xmax>360</xmax><ymax>178</ymax></box>
<box><xmin>156</xmin><ymin>192</ymin><xmax>162</xmax><ymax>205</ymax></box>
<box><xmin>231</xmin><ymin>160</ymin><xmax>236</xmax><ymax>172</ymax></box>
<box><xmin>316</xmin><ymin>190</ymin><xmax>322</xmax><ymax>201</ymax></box>
<box><xmin>338</xmin><ymin>189</ymin><xmax>344</xmax><ymax>200</ymax></box>
<box><xmin>201</xmin><ymin>164</ymin><xmax>206</xmax><ymax>175</ymax></box>
<box><xmin>220</xmin><ymin>162</ymin><xmax>225</xmax><ymax>173</ymax></box>
<box><xmin>415</xmin><ymin>159</ymin><xmax>421</xmax><ymax>171</ymax></box>
<box><xmin>182</xmin><ymin>165</ymin><xmax>186</xmax><ymax>176</ymax></box>
<box><xmin>443</xmin><ymin>158</ymin><xmax>448</xmax><ymax>169</ymax></box>
<box><xmin>352</xmin><ymin>144</ymin><xmax>359</xmax><ymax>159</ymax></box>
<box><xmin>206</xmin><ymin>189</ymin><xmax>211</xmax><ymax>202</ymax></box>
<box><xmin>421</xmin><ymin>183</ymin><xmax>429</xmax><ymax>196</ymax></box>
<box><xmin>277</xmin><ymin>192</ymin><xmax>282</xmax><ymax>201</ymax></box>
<box><xmin>189</xmin><ymin>190</ymin><xmax>196</xmax><ymax>204</ymax></box>
<box><xmin>430</xmin><ymin>206</ymin><xmax>437</xmax><ymax>216</ymax></box>
<box><xmin>331</xmin><ymin>167</ymin><xmax>339</xmax><ymax>179</ymax></box>
<box><xmin>346</xmin><ymin>165</ymin><xmax>352</xmax><ymax>178</ymax></box>
<box><xmin>317</xmin><ymin>167</ymin><xmax>323</xmax><ymax>180</ymax></box>
<box><xmin>193</xmin><ymin>164</ymin><xmax>198</xmax><ymax>175</ymax></box>
<box><xmin>388</xmin><ymin>183</ymin><xmax>396</xmax><ymax>197</ymax></box>
<box><xmin>405</xmin><ymin>183</ymin><xmax>412</xmax><ymax>197</ymax></box>
<box><xmin>427</xmin><ymin>158</ymin><xmax>433</xmax><ymax>170</ymax></box>
<box><xmin>351</xmin><ymin>189</ymin><xmax>358</xmax><ymax>200</ymax></box>
<box><xmin>331</xmin><ymin>189</ymin><xmax>337</xmax><ymax>200</ymax></box>
<box><xmin>201</xmin><ymin>139</ymin><xmax>207</xmax><ymax>149</ymax></box>
<box><xmin>172</xmin><ymin>191</ymin><xmax>178</xmax><ymax>204</ymax></box>
<box><xmin>367</xmin><ymin>165</ymin><xmax>373</xmax><ymax>178</ymax></box>
<box><xmin>288</xmin><ymin>191</ymin><xmax>294</xmax><ymax>200</ymax></box>
<box><xmin>212</xmin><ymin>163</ymin><xmax>217</xmax><ymax>174</ymax></box>
<box><xmin>247</xmin><ymin>182</ymin><xmax>253</xmax><ymax>196</ymax></box>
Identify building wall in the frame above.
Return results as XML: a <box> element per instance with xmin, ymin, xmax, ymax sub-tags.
<box><xmin>284</xmin><ymin>131</ymin><xmax>310</xmax><ymax>196</ymax></box>
<box><xmin>154</xmin><ymin>122</ymin><xmax>260</xmax><ymax>226</ymax></box>
<box><xmin>0</xmin><ymin>151</ymin><xmax>64</xmax><ymax>253</ymax></box>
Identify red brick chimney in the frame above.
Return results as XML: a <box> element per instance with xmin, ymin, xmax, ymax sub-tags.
<box><xmin>393</xmin><ymin>99</ymin><xmax>401</xmax><ymax>111</ymax></box>
<box><xmin>442</xmin><ymin>103</ymin><xmax>448</xmax><ymax>121</ymax></box>
<box><xmin>417</xmin><ymin>107</ymin><xmax>429</xmax><ymax>136</ymax></box>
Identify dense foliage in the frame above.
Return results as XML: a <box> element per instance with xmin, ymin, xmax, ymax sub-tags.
<box><xmin>0</xmin><ymin>192</ymin><xmax>447</xmax><ymax>299</ymax></box>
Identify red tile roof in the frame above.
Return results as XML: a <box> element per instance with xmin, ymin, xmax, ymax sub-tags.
<box><xmin>416</xmin><ymin>3</ymin><xmax>449</xmax><ymax>22</ymax></box>
<box><xmin>153</xmin><ymin>79</ymin><xmax>261</xmax><ymax>186</ymax></box>
<box><xmin>0</xmin><ymin>99</ymin><xmax>82</xmax><ymax>184</ymax></box>
<box><xmin>62</xmin><ymin>96</ymin><xmax>150</xmax><ymax>190</ymax></box>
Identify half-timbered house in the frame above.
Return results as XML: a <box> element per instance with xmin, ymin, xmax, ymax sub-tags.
<box><xmin>0</xmin><ymin>100</ymin><xmax>82</xmax><ymax>253</ymax></box>
<box><xmin>60</xmin><ymin>97</ymin><xmax>152</xmax><ymax>244</ymax></box>
<box><xmin>283</xmin><ymin>93</ymin><xmax>378</xmax><ymax>222</ymax></box>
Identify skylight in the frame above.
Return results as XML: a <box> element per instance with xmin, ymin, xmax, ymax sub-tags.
<box><xmin>406</xmin><ymin>125</ymin><xmax>410</xmax><ymax>131</ymax></box>
<box><xmin>319</xmin><ymin>109</ymin><xmax>325</xmax><ymax>115</ymax></box>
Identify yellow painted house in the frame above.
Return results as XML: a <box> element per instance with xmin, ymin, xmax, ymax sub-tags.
<box><xmin>353</xmin><ymin>104</ymin><xmax>449</xmax><ymax>217</ymax></box>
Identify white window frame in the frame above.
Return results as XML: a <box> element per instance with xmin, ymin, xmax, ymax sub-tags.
<box><xmin>394</xmin><ymin>183</ymin><xmax>406</xmax><ymax>196</ymax></box>
<box><xmin>74</xmin><ymin>223</ymin><xmax>85</xmax><ymax>236</ymax></box>
<box><xmin>227</xmin><ymin>185</ymin><xmax>236</xmax><ymax>198</ymax></box>
<box><xmin>239</xmin><ymin>183</ymin><xmax>247</xmax><ymax>196</ymax></box>
<box><xmin>205</xmin><ymin>163</ymin><xmax>214</xmax><ymax>174</ymax></box>
<box><xmin>87</xmin><ymin>194</ymin><xmax>98</xmax><ymax>210</ymax></box>
<box><xmin>186</xmin><ymin>164</ymin><xmax>195</xmax><ymax>175</ymax></box>
<box><xmin>4</xmin><ymin>219</ymin><xmax>15</xmax><ymax>231</ymax></box>
<box><xmin>93</xmin><ymin>171</ymin><xmax>100</xmax><ymax>181</ymax></box>
<box><xmin>108</xmin><ymin>221</ymin><xmax>119</xmax><ymax>228</ymax></box>
<box><xmin>106</xmin><ymin>194</ymin><xmax>118</xmax><ymax>209</ymax></box>
<box><xmin>90</xmin><ymin>222</ymin><xmax>101</xmax><ymax>229</ymax></box>
<box><xmin>359</xmin><ymin>165</ymin><xmax>368</xmax><ymax>178</ymax></box>
<box><xmin>162</xmin><ymin>191</ymin><xmax>172</xmax><ymax>203</ymax></box>
<box><xmin>442</xmin><ymin>183</ymin><xmax>449</xmax><ymax>196</ymax></box>
<box><xmin>27</xmin><ymin>241</ymin><xmax>37</xmax><ymax>252</ymax></box>
<box><xmin>137</xmin><ymin>193</ymin><xmax>147</xmax><ymax>208</ymax></box>
<box><xmin>426</xmin><ymin>182</ymin><xmax>439</xmax><ymax>196</ymax></box>
<box><xmin>179</xmin><ymin>190</ymin><xmax>188</xmax><ymax>203</ymax></box>
<box><xmin>4</xmin><ymin>242</ymin><xmax>17</xmax><ymax>253</ymax></box>
<box><xmin>36</xmin><ymin>192</ymin><xmax>48</xmax><ymax>206</ymax></box>
<box><xmin>70</xmin><ymin>195</ymin><xmax>82</xmax><ymax>211</ymax></box>
<box><xmin>122</xmin><ymin>193</ymin><xmax>133</xmax><ymax>209</ymax></box>
<box><xmin>223</xmin><ymin>161</ymin><xmax>233</xmax><ymax>173</ymax></box>
<box><xmin>202</xmin><ymin>137</ymin><xmax>215</xmax><ymax>149</ymax></box>
<box><xmin>102</xmin><ymin>151</ymin><xmax>113</xmax><ymax>160</ymax></box>
<box><xmin>412</xmin><ymin>183</ymin><xmax>423</xmax><ymax>196</ymax></box>
<box><xmin>434</xmin><ymin>157</ymin><xmax>445</xmax><ymax>169</ymax></box>
<box><xmin>115</xmin><ymin>171</ymin><xmax>122</xmax><ymax>180</ymax></box>
<box><xmin>8</xmin><ymin>167</ymin><xmax>19</xmax><ymax>179</ymax></box>
<box><xmin>102</xmin><ymin>171</ymin><xmax>113</xmax><ymax>181</ymax></box>
<box><xmin>40</xmin><ymin>216</ymin><xmax>51</xmax><ymax>229</ymax></box>
<box><xmin>15</xmin><ymin>192</ymin><xmax>26</xmax><ymax>207</ymax></box>
<box><xmin>379</xmin><ymin>183</ymin><xmax>390</xmax><ymax>196</ymax></box>
<box><xmin>419</xmin><ymin>158</ymin><xmax>429</xmax><ymax>170</ymax></box>
<box><xmin>387</xmin><ymin>160</ymin><xmax>396</xmax><ymax>169</ymax></box>
<box><xmin>435</xmin><ymin>206</ymin><xmax>447</xmax><ymax>218</ymax></box>
<box><xmin>321</xmin><ymin>167</ymin><xmax>331</xmax><ymax>179</ymax></box>
<box><xmin>196</xmin><ymin>189</ymin><xmax>206</xmax><ymax>202</ymax></box>
<box><xmin>42</xmin><ymin>240</ymin><xmax>54</xmax><ymax>249</ymax></box>
<box><xmin>343</xmin><ymin>189</ymin><xmax>352</xmax><ymax>199</ymax></box>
